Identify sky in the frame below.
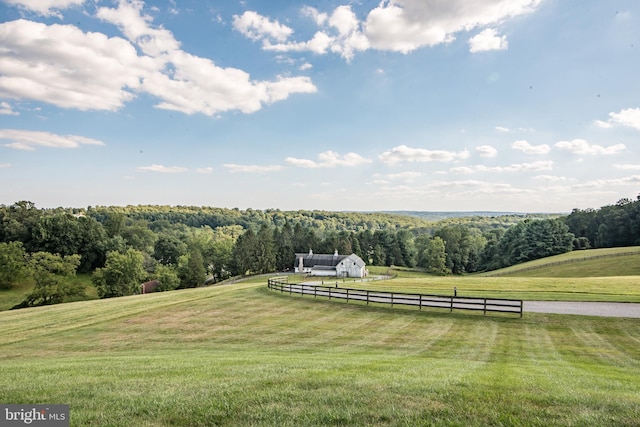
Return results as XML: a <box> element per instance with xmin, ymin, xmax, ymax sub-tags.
<box><xmin>1</xmin><ymin>0</ymin><xmax>639</xmax><ymax>213</ymax></box>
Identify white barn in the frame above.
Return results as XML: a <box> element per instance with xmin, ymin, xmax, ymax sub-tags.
<box><xmin>294</xmin><ymin>250</ymin><xmax>368</xmax><ymax>278</ymax></box>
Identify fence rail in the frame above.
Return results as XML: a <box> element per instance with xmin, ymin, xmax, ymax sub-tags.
<box><xmin>268</xmin><ymin>277</ymin><xmax>522</xmax><ymax>317</ymax></box>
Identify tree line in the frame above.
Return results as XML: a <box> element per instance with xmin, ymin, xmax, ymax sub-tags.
<box><xmin>1</xmin><ymin>195</ymin><xmax>638</xmax><ymax>307</ymax></box>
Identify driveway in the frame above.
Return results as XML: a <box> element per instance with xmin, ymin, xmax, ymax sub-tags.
<box><xmin>524</xmin><ymin>301</ymin><xmax>640</xmax><ymax>318</ymax></box>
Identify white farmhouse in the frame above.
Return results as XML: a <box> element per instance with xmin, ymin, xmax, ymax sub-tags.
<box><xmin>294</xmin><ymin>249</ymin><xmax>368</xmax><ymax>278</ymax></box>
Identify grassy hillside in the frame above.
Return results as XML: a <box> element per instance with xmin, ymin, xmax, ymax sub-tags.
<box><xmin>1</xmin><ymin>279</ymin><xmax>639</xmax><ymax>426</ymax></box>
<box><xmin>480</xmin><ymin>247</ymin><xmax>640</xmax><ymax>277</ymax></box>
<box><xmin>0</xmin><ymin>274</ymin><xmax>95</xmax><ymax>312</ymax></box>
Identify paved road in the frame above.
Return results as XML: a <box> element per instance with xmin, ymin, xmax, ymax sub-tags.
<box><xmin>524</xmin><ymin>301</ymin><xmax>640</xmax><ymax>318</ymax></box>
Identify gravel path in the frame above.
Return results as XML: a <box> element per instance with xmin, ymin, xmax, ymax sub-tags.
<box><xmin>524</xmin><ymin>301</ymin><xmax>640</xmax><ymax>318</ymax></box>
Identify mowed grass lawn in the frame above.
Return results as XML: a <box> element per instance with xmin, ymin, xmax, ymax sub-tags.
<box><xmin>1</xmin><ymin>280</ymin><xmax>639</xmax><ymax>426</ymax></box>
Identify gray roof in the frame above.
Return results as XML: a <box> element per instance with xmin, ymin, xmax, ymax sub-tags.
<box><xmin>295</xmin><ymin>253</ymin><xmax>346</xmax><ymax>268</ymax></box>
<box><xmin>295</xmin><ymin>252</ymin><xmax>365</xmax><ymax>268</ymax></box>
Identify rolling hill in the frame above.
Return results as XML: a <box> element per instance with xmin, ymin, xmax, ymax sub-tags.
<box><xmin>479</xmin><ymin>246</ymin><xmax>640</xmax><ymax>277</ymax></box>
<box><xmin>1</xmin><ymin>276</ymin><xmax>639</xmax><ymax>426</ymax></box>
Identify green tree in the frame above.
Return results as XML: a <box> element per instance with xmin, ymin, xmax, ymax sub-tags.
<box><xmin>0</xmin><ymin>241</ymin><xmax>27</xmax><ymax>289</ymax></box>
<box><xmin>18</xmin><ymin>252</ymin><xmax>82</xmax><ymax>307</ymax></box>
<box><xmin>434</xmin><ymin>225</ymin><xmax>472</xmax><ymax>274</ymax></box>
<box><xmin>255</xmin><ymin>224</ymin><xmax>276</xmax><ymax>274</ymax></box>
<box><xmin>177</xmin><ymin>250</ymin><xmax>207</xmax><ymax>288</ymax></box>
<box><xmin>92</xmin><ymin>249</ymin><xmax>146</xmax><ymax>298</ymax></box>
<box><xmin>423</xmin><ymin>236</ymin><xmax>448</xmax><ymax>275</ymax></box>
<box><xmin>154</xmin><ymin>264</ymin><xmax>181</xmax><ymax>292</ymax></box>
<box><xmin>153</xmin><ymin>235</ymin><xmax>187</xmax><ymax>265</ymax></box>
<box><xmin>231</xmin><ymin>229</ymin><xmax>257</xmax><ymax>275</ymax></box>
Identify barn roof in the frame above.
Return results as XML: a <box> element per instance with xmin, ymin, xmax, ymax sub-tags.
<box><xmin>295</xmin><ymin>252</ymin><xmax>366</xmax><ymax>268</ymax></box>
<box><xmin>295</xmin><ymin>253</ymin><xmax>347</xmax><ymax>268</ymax></box>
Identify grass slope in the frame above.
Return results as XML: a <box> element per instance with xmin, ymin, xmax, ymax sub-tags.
<box><xmin>0</xmin><ymin>274</ymin><xmax>95</xmax><ymax>312</ymax></box>
<box><xmin>1</xmin><ymin>280</ymin><xmax>639</xmax><ymax>426</ymax></box>
<box><xmin>480</xmin><ymin>247</ymin><xmax>640</xmax><ymax>277</ymax></box>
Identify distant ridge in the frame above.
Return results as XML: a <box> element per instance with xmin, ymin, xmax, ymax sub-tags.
<box><xmin>380</xmin><ymin>211</ymin><xmax>559</xmax><ymax>221</ymax></box>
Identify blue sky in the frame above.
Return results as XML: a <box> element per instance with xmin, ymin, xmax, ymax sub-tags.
<box><xmin>1</xmin><ymin>0</ymin><xmax>639</xmax><ymax>212</ymax></box>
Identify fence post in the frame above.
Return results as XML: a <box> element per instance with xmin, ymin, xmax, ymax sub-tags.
<box><xmin>520</xmin><ymin>300</ymin><xmax>523</xmax><ymax>318</ymax></box>
<box><xmin>347</xmin><ymin>288</ymin><xmax>349</xmax><ymax>303</ymax></box>
<box><xmin>419</xmin><ymin>294</ymin><xmax>422</xmax><ymax>310</ymax></box>
<box><xmin>483</xmin><ymin>298</ymin><xmax>487</xmax><ymax>316</ymax></box>
<box><xmin>450</xmin><ymin>296</ymin><xmax>453</xmax><ymax>312</ymax></box>
<box><xmin>366</xmin><ymin>290</ymin><xmax>369</xmax><ymax>306</ymax></box>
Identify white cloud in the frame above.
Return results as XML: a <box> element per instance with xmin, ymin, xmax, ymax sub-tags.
<box><xmin>476</xmin><ymin>145</ymin><xmax>498</xmax><ymax>157</ymax></box>
<box><xmin>0</xmin><ymin>102</ymin><xmax>18</xmax><ymax>116</ymax></box>
<box><xmin>286</xmin><ymin>150</ymin><xmax>372</xmax><ymax>168</ymax></box>
<box><xmin>196</xmin><ymin>167</ymin><xmax>214</xmax><ymax>174</ymax></box>
<box><xmin>614</xmin><ymin>164</ymin><xmax>640</xmax><ymax>170</ymax></box>
<box><xmin>249</xmin><ymin>0</ymin><xmax>540</xmax><ymax>61</ymax></box>
<box><xmin>572</xmin><ymin>175</ymin><xmax>640</xmax><ymax>189</ymax></box>
<box><xmin>365</xmin><ymin>0</ymin><xmax>540</xmax><ymax>54</ymax></box>
<box><xmin>449</xmin><ymin>166</ymin><xmax>475</xmax><ymax>174</ymax></box>
<box><xmin>137</xmin><ymin>164</ymin><xmax>188</xmax><ymax>173</ymax></box>
<box><xmin>264</xmin><ymin>5</ymin><xmax>368</xmax><ymax>61</ymax></box>
<box><xmin>554</xmin><ymin>139</ymin><xmax>625</xmax><ymax>155</ymax></box>
<box><xmin>597</xmin><ymin>108</ymin><xmax>640</xmax><ymax>131</ymax></box>
<box><xmin>0</xmin><ymin>129</ymin><xmax>104</xmax><ymax>150</ymax></box>
<box><xmin>495</xmin><ymin>126</ymin><xmax>510</xmax><ymax>132</ymax></box>
<box><xmin>0</xmin><ymin>163</ymin><xmax>11</xmax><ymax>168</ymax></box>
<box><xmin>0</xmin><ymin>1</ymin><xmax>317</xmax><ymax>116</ymax></box>
<box><xmin>511</xmin><ymin>140</ymin><xmax>550</xmax><ymax>155</ymax></box>
<box><xmin>299</xmin><ymin>62</ymin><xmax>313</xmax><ymax>71</ymax></box>
<box><xmin>232</xmin><ymin>11</ymin><xmax>293</xmax><ymax>43</ymax></box>
<box><xmin>224</xmin><ymin>164</ymin><xmax>283</xmax><ymax>173</ymax></box>
<box><xmin>97</xmin><ymin>1</ymin><xmax>317</xmax><ymax>115</ymax></box>
<box><xmin>374</xmin><ymin>171</ymin><xmax>424</xmax><ymax>182</ymax></box>
<box><xmin>3</xmin><ymin>0</ymin><xmax>84</xmax><ymax>18</ymax></box>
<box><xmin>451</xmin><ymin>161</ymin><xmax>553</xmax><ymax>173</ymax></box>
<box><xmin>468</xmin><ymin>28</ymin><xmax>508</xmax><ymax>53</ymax></box>
<box><xmin>302</xmin><ymin>6</ymin><xmax>328</xmax><ymax>26</ymax></box>
<box><xmin>0</xmin><ymin>19</ymin><xmax>150</xmax><ymax>111</ymax></box>
<box><xmin>378</xmin><ymin>145</ymin><xmax>470</xmax><ymax>165</ymax></box>
<box><xmin>264</xmin><ymin>31</ymin><xmax>334</xmax><ymax>55</ymax></box>
<box><xmin>533</xmin><ymin>175</ymin><xmax>571</xmax><ymax>182</ymax></box>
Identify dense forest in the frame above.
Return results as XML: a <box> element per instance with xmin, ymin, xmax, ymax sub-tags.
<box><xmin>1</xmin><ymin>195</ymin><xmax>639</xmax><ymax>308</ymax></box>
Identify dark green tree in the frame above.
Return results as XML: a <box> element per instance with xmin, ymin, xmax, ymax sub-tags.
<box><xmin>154</xmin><ymin>264</ymin><xmax>181</xmax><ymax>291</ymax></box>
<box><xmin>153</xmin><ymin>235</ymin><xmax>187</xmax><ymax>265</ymax></box>
<box><xmin>177</xmin><ymin>249</ymin><xmax>207</xmax><ymax>288</ymax></box>
<box><xmin>0</xmin><ymin>241</ymin><xmax>27</xmax><ymax>289</ymax></box>
<box><xmin>423</xmin><ymin>236</ymin><xmax>448</xmax><ymax>275</ymax></box>
<box><xmin>92</xmin><ymin>249</ymin><xmax>146</xmax><ymax>298</ymax></box>
<box><xmin>434</xmin><ymin>225</ymin><xmax>472</xmax><ymax>274</ymax></box>
<box><xmin>18</xmin><ymin>252</ymin><xmax>83</xmax><ymax>307</ymax></box>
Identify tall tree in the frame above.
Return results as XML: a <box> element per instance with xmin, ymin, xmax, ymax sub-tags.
<box><xmin>18</xmin><ymin>252</ymin><xmax>83</xmax><ymax>307</ymax></box>
<box><xmin>92</xmin><ymin>249</ymin><xmax>146</xmax><ymax>298</ymax></box>
<box><xmin>154</xmin><ymin>264</ymin><xmax>181</xmax><ymax>292</ymax></box>
<box><xmin>153</xmin><ymin>235</ymin><xmax>187</xmax><ymax>265</ymax></box>
<box><xmin>423</xmin><ymin>236</ymin><xmax>448</xmax><ymax>275</ymax></box>
<box><xmin>177</xmin><ymin>250</ymin><xmax>207</xmax><ymax>288</ymax></box>
<box><xmin>434</xmin><ymin>225</ymin><xmax>472</xmax><ymax>274</ymax></box>
<box><xmin>0</xmin><ymin>241</ymin><xmax>27</xmax><ymax>289</ymax></box>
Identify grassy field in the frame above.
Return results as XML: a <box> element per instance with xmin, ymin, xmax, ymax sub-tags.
<box><xmin>0</xmin><ymin>273</ymin><xmax>95</xmax><ymax>312</ymax></box>
<box><xmin>1</xmin><ymin>279</ymin><xmax>639</xmax><ymax>426</ymax></box>
<box><xmin>479</xmin><ymin>246</ymin><xmax>640</xmax><ymax>277</ymax></box>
